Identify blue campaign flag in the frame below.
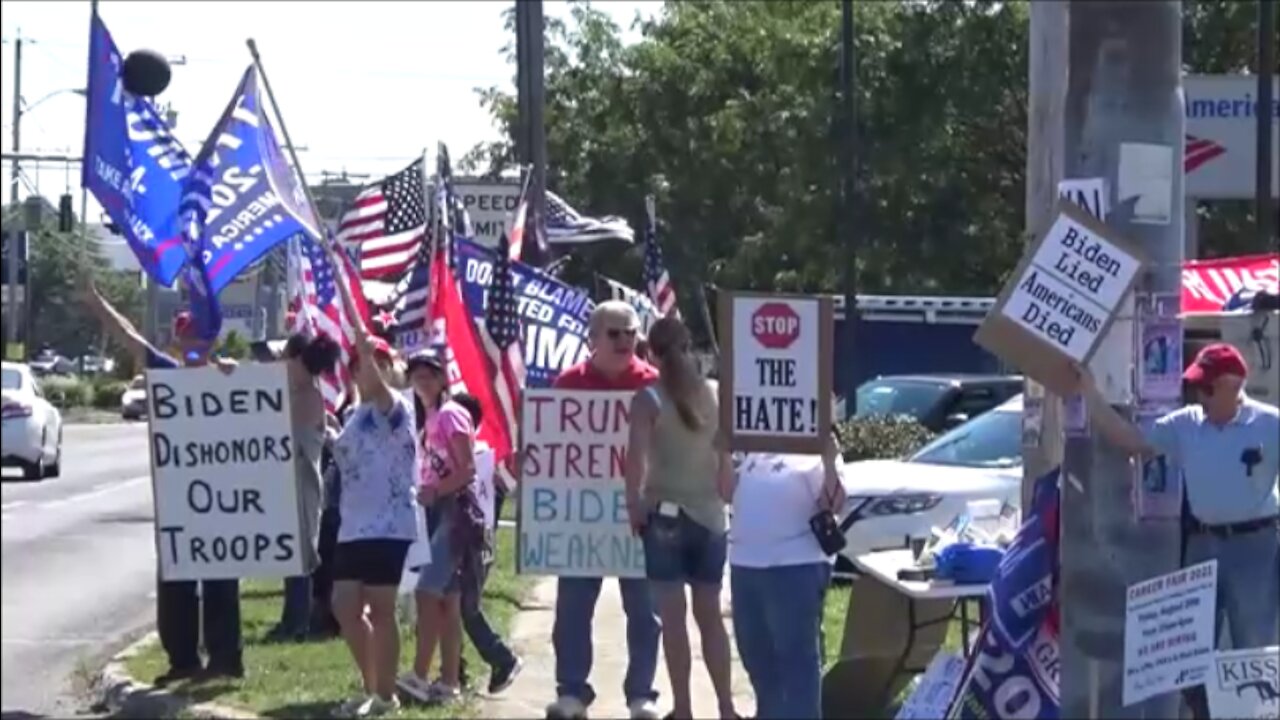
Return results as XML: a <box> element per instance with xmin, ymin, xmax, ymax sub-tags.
<box><xmin>187</xmin><ymin>65</ymin><xmax>321</xmax><ymax>294</ymax></box>
<box><xmin>455</xmin><ymin>239</ymin><xmax>594</xmax><ymax>387</ymax></box>
<box><xmin>82</xmin><ymin>13</ymin><xmax>192</xmax><ymax>286</ymax></box>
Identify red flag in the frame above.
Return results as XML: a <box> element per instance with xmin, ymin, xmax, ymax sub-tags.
<box><xmin>1181</xmin><ymin>253</ymin><xmax>1279</xmax><ymax>313</ymax></box>
<box><xmin>428</xmin><ymin>251</ymin><xmax>515</xmax><ymax>463</ymax></box>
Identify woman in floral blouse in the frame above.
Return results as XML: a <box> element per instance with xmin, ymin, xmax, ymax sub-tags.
<box><xmin>328</xmin><ymin>251</ymin><xmax>420</xmax><ymax>718</ymax></box>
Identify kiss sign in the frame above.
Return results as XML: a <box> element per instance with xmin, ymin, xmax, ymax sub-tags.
<box><xmin>719</xmin><ymin>291</ymin><xmax>835</xmax><ymax>454</ymax></box>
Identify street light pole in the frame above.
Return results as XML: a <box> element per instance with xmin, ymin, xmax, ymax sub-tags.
<box><xmin>1058</xmin><ymin>2</ymin><xmax>1184</xmax><ymax>717</ymax></box>
<box><xmin>839</xmin><ymin>0</ymin><xmax>859</xmax><ymax>413</ymax></box>
<box><xmin>1258</xmin><ymin>0</ymin><xmax>1276</xmax><ymax>253</ymax></box>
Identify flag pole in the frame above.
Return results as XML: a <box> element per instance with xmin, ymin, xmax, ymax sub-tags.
<box><xmin>244</xmin><ymin>38</ymin><xmax>326</xmax><ymax>242</ymax></box>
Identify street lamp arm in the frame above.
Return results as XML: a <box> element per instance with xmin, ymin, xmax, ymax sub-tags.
<box><xmin>20</xmin><ymin>87</ymin><xmax>87</xmax><ymax>116</ymax></box>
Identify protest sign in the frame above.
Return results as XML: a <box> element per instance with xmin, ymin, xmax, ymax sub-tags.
<box><xmin>718</xmin><ymin>291</ymin><xmax>835</xmax><ymax>454</ymax></box>
<box><xmin>897</xmin><ymin>651</ymin><xmax>967</xmax><ymax>720</ymax></box>
<box><xmin>974</xmin><ymin>201</ymin><xmax>1146</xmax><ymax>396</ymax></box>
<box><xmin>1122</xmin><ymin>560</ymin><xmax>1218</xmax><ymax>706</ymax></box>
<box><xmin>146</xmin><ymin>363</ymin><xmax>305</xmax><ymax>581</ymax></box>
<box><xmin>1206</xmin><ymin>646</ymin><xmax>1280</xmax><ymax>720</ymax></box>
<box><xmin>476</xmin><ymin>446</ymin><xmax>497</xmax><ymax>531</ymax></box>
<box><xmin>517</xmin><ymin>389</ymin><xmax>644</xmax><ymax>578</ymax></box>
<box><xmin>1057</xmin><ymin>177</ymin><xmax>1109</xmax><ymax>221</ymax></box>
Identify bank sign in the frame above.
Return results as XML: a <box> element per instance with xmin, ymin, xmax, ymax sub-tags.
<box><xmin>1185</xmin><ymin>74</ymin><xmax>1279</xmax><ymax>200</ymax></box>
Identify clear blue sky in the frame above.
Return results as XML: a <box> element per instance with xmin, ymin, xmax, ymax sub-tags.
<box><xmin>1</xmin><ymin>1</ymin><xmax>660</xmax><ymax>217</ymax></box>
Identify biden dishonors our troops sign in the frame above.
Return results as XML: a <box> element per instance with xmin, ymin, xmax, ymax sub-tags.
<box><xmin>146</xmin><ymin>363</ymin><xmax>307</xmax><ymax>581</ymax></box>
<box><xmin>517</xmin><ymin>389</ymin><xmax>645</xmax><ymax>578</ymax></box>
<box><xmin>718</xmin><ymin>292</ymin><xmax>835</xmax><ymax>454</ymax></box>
<box><xmin>974</xmin><ymin>201</ymin><xmax>1146</xmax><ymax>396</ymax></box>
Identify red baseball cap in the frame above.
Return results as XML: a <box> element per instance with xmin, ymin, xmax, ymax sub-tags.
<box><xmin>1182</xmin><ymin>343</ymin><xmax>1248</xmax><ymax>385</ymax></box>
<box><xmin>172</xmin><ymin>311</ymin><xmax>195</xmax><ymax>339</ymax></box>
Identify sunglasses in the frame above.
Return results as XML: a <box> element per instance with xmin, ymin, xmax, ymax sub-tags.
<box><xmin>606</xmin><ymin>328</ymin><xmax>638</xmax><ymax>340</ymax></box>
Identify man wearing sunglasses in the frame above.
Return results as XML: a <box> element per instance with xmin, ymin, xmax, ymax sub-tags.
<box><xmin>546</xmin><ymin>301</ymin><xmax>662</xmax><ymax>720</ymax></box>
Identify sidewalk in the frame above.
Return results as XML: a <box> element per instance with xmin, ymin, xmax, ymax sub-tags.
<box><xmin>483</xmin><ymin>576</ymin><xmax>756</xmax><ymax>719</ymax></box>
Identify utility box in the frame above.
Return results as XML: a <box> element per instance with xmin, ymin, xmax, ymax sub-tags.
<box><xmin>1183</xmin><ymin>310</ymin><xmax>1280</xmax><ymax>404</ymax></box>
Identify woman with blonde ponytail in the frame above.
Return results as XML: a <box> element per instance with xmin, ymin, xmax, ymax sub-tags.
<box><xmin>624</xmin><ymin>316</ymin><xmax>739</xmax><ymax>720</ymax></box>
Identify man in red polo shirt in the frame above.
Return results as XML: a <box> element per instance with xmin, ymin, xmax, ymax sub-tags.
<box><xmin>547</xmin><ymin>301</ymin><xmax>662</xmax><ymax>720</ymax></box>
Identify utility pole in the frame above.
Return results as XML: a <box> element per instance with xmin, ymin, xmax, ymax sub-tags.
<box><xmin>1058</xmin><ymin>2</ymin><xmax>1184</xmax><ymax>718</ymax></box>
<box><xmin>6</xmin><ymin>31</ymin><xmax>23</xmax><ymax>356</ymax></box>
<box><xmin>1258</xmin><ymin>0</ymin><xmax>1276</xmax><ymax>253</ymax></box>
<box><xmin>839</xmin><ymin>0</ymin><xmax>860</xmax><ymax>413</ymax></box>
<box><xmin>1023</xmin><ymin>0</ymin><xmax>1069</xmax><ymax>508</ymax></box>
<box><xmin>515</xmin><ymin>0</ymin><xmax>547</xmax><ymax>268</ymax></box>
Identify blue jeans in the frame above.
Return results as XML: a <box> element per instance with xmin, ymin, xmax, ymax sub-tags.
<box><xmin>553</xmin><ymin>577</ymin><xmax>660</xmax><ymax>706</ymax></box>
<box><xmin>642</xmin><ymin>510</ymin><xmax>727</xmax><ymax>585</ymax></box>
<box><xmin>278</xmin><ymin>575</ymin><xmax>311</xmax><ymax>635</ymax></box>
<box><xmin>1185</xmin><ymin>526</ymin><xmax>1280</xmax><ymax>648</ymax></box>
<box><xmin>731</xmin><ymin>563</ymin><xmax>831</xmax><ymax>720</ymax></box>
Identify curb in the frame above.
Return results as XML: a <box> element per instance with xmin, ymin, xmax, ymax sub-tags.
<box><xmin>94</xmin><ymin>632</ymin><xmax>259</xmax><ymax>719</ymax></box>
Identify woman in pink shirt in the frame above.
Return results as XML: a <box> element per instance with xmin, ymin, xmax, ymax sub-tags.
<box><xmin>397</xmin><ymin>350</ymin><xmax>486</xmax><ymax>705</ymax></box>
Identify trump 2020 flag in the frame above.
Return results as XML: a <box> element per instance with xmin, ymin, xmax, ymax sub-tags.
<box><xmin>82</xmin><ymin>12</ymin><xmax>192</xmax><ymax>286</ymax></box>
<box><xmin>186</xmin><ymin>65</ymin><xmax>321</xmax><ymax>294</ymax></box>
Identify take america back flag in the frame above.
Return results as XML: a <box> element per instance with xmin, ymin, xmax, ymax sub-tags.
<box><xmin>338</xmin><ymin>158</ymin><xmax>428</xmax><ymax>282</ymax></box>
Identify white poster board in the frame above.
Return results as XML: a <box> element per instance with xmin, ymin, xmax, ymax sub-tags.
<box><xmin>718</xmin><ymin>292</ymin><xmax>834</xmax><ymax>454</ymax></box>
<box><xmin>897</xmin><ymin>650</ymin><xmax>967</xmax><ymax>720</ymax></box>
<box><xmin>517</xmin><ymin>389</ymin><xmax>644</xmax><ymax>578</ymax></box>
<box><xmin>1001</xmin><ymin>211</ymin><xmax>1143</xmax><ymax>361</ymax></box>
<box><xmin>1206</xmin><ymin>646</ymin><xmax>1280</xmax><ymax>720</ymax></box>
<box><xmin>476</xmin><ymin>446</ymin><xmax>497</xmax><ymax>531</ymax></box>
<box><xmin>1122</xmin><ymin>560</ymin><xmax>1218</xmax><ymax>706</ymax></box>
<box><xmin>146</xmin><ymin>364</ymin><xmax>305</xmax><ymax>581</ymax></box>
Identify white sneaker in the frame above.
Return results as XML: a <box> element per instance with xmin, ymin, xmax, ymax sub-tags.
<box><xmin>426</xmin><ymin>681</ymin><xmax>462</xmax><ymax>704</ymax></box>
<box><xmin>546</xmin><ymin>695</ymin><xmax>589</xmax><ymax>719</ymax></box>
<box><xmin>355</xmin><ymin>695</ymin><xmax>400</xmax><ymax>717</ymax></box>
<box><xmin>628</xmin><ymin>698</ymin><xmax>661</xmax><ymax>720</ymax></box>
<box><xmin>395</xmin><ymin>673</ymin><xmax>434</xmax><ymax>704</ymax></box>
<box><xmin>336</xmin><ymin>696</ymin><xmax>368</xmax><ymax>718</ymax></box>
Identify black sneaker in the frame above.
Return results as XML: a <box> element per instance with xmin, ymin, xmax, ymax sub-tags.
<box><xmin>154</xmin><ymin>665</ymin><xmax>202</xmax><ymax>688</ymax></box>
<box><xmin>195</xmin><ymin>664</ymin><xmax>244</xmax><ymax>683</ymax></box>
<box><xmin>488</xmin><ymin>656</ymin><xmax>523</xmax><ymax>694</ymax></box>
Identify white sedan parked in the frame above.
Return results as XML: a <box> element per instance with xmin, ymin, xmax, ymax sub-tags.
<box><xmin>836</xmin><ymin>394</ymin><xmax>1023</xmax><ymax>577</ymax></box>
<box><xmin>1</xmin><ymin>362</ymin><xmax>63</xmax><ymax>479</ymax></box>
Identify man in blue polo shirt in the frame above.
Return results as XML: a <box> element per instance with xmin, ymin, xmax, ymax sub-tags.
<box><xmin>1073</xmin><ymin>343</ymin><xmax>1280</xmax><ymax>650</ymax></box>
<box><xmin>83</xmin><ymin>279</ymin><xmax>244</xmax><ymax>686</ymax></box>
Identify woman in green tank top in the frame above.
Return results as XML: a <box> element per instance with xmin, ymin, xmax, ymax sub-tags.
<box><xmin>625</xmin><ymin>317</ymin><xmax>739</xmax><ymax>720</ymax></box>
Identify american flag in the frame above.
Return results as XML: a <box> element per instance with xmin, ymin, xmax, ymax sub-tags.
<box><xmin>290</xmin><ymin>234</ymin><xmax>368</xmax><ymax>413</ymax></box>
<box><xmin>643</xmin><ymin>196</ymin><xmax>678</xmax><ymax>316</ymax></box>
<box><xmin>387</xmin><ymin>234</ymin><xmax>433</xmax><ymax>351</ymax></box>
<box><xmin>480</xmin><ymin>233</ymin><xmax>525</xmax><ymax>488</ymax></box>
<box><xmin>545</xmin><ymin>190</ymin><xmax>635</xmax><ymax>245</ymax></box>
<box><xmin>337</xmin><ymin>158</ymin><xmax>427</xmax><ymax>282</ymax></box>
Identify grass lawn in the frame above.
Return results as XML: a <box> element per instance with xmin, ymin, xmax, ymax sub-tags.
<box><xmin>127</xmin><ymin>528</ymin><xmax>533</xmax><ymax>719</ymax></box>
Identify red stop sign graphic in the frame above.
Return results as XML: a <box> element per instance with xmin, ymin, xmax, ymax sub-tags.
<box><xmin>751</xmin><ymin>302</ymin><xmax>801</xmax><ymax>349</ymax></box>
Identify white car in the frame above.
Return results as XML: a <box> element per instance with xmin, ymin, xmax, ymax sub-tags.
<box><xmin>836</xmin><ymin>394</ymin><xmax>1023</xmax><ymax>576</ymax></box>
<box><xmin>120</xmin><ymin>375</ymin><xmax>148</xmax><ymax>421</ymax></box>
<box><xmin>1</xmin><ymin>362</ymin><xmax>64</xmax><ymax>479</ymax></box>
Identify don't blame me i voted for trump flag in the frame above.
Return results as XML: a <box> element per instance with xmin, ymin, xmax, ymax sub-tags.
<box><xmin>455</xmin><ymin>239</ymin><xmax>594</xmax><ymax>387</ymax></box>
<box><xmin>83</xmin><ymin>13</ymin><xmax>192</xmax><ymax>286</ymax></box>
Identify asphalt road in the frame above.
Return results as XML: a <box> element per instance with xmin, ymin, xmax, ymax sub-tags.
<box><xmin>1</xmin><ymin>422</ymin><xmax>156</xmax><ymax>719</ymax></box>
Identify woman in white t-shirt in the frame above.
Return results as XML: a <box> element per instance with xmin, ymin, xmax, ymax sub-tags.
<box><xmin>727</xmin><ymin>435</ymin><xmax>848</xmax><ymax>720</ymax></box>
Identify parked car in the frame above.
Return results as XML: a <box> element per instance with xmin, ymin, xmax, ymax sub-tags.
<box><xmin>28</xmin><ymin>348</ymin><xmax>76</xmax><ymax>377</ymax></box>
<box><xmin>1</xmin><ymin>362</ymin><xmax>64</xmax><ymax>479</ymax></box>
<box><xmin>852</xmin><ymin>373</ymin><xmax>1024</xmax><ymax>432</ymax></box>
<box><xmin>836</xmin><ymin>394</ymin><xmax>1023</xmax><ymax>578</ymax></box>
<box><xmin>121</xmin><ymin>375</ymin><xmax>148</xmax><ymax>421</ymax></box>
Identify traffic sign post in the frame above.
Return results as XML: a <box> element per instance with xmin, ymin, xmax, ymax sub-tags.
<box><xmin>717</xmin><ymin>290</ymin><xmax>835</xmax><ymax>454</ymax></box>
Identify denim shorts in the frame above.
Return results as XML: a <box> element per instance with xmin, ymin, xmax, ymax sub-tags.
<box><xmin>416</xmin><ymin>500</ymin><xmax>461</xmax><ymax>596</ymax></box>
<box><xmin>642</xmin><ymin>508</ymin><xmax>727</xmax><ymax>585</ymax></box>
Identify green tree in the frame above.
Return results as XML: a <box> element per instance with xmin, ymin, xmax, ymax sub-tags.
<box><xmin>466</xmin><ymin>0</ymin><xmax>1267</xmax><ymax>344</ymax></box>
<box><xmin>15</xmin><ymin>207</ymin><xmax>142</xmax><ymax>365</ymax></box>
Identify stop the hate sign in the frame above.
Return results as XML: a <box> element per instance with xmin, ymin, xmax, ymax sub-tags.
<box><xmin>719</xmin><ymin>291</ymin><xmax>835</xmax><ymax>454</ymax></box>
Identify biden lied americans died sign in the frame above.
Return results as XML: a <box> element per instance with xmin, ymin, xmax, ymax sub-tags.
<box><xmin>975</xmin><ymin>201</ymin><xmax>1146</xmax><ymax>396</ymax></box>
<box><xmin>718</xmin><ymin>291</ymin><xmax>835</xmax><ymax>454</ymax></box>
